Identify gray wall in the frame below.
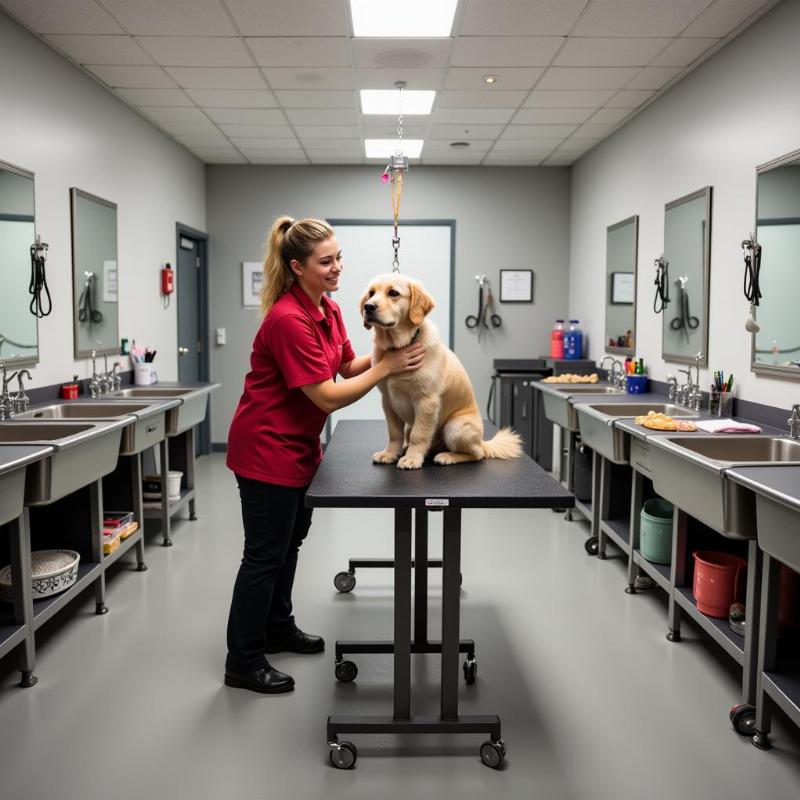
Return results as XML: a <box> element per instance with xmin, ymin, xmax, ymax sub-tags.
<box><xmin>568</xmin><ymin>0</ymin><xmax>800</xmax><ymax>409</ymax></box>
<box><xmin>207</xmin><ymin>165</ymin><xmax>571</xmax><ymax>444</ymax></box>
<box><xmin>0</xmin><ymin>12</ymin><xmax>205</xmax><ymax>388</ymax></box>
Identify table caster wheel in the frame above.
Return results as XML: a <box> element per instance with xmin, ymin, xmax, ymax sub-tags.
<box><xmin>666</xmin><ymin>629</ymin><xmax>681</xmax><ymax>642</ymax></box>
<box><xmin>96</xmin><ymin>603</ymin><xmax>108</xmax><ymax>615</ymax></box>
<box><xmin>334</xmin><ymin>571</ymin><xmax>356</xmax><ymax>593</ymax></box>
<box><xmin>752</xmin><ymin>730</ymin><xmax>772</xmax><ymax>750</ymax></box>
<box><xmin>584</xmin><ymin>536</ymin><xmax>599</xmax><ymax>556</ymax></box>
<box><xmin>335</xmin><ymin>660</ymin><xmax>358</xmax><ymax>682</ymax></box>
<box><xmin>329</xmin><ymin>741</ymin><xmax>357</xmax><ymax>769</ymax></box>
<box><xmin>730</xmin><ymin>704</ymin><xmax>756</xmax><ymax>735</ymax></box>
<box><xmin>19</xmin><ymin>670</ymin><xmax>38</xmax><ymax>688</ymax></box>
<box><xmin>480</xmin><ymin>739</ymin><xmax>506</xmax><ymax>769</ymax></box>
<box><xmin>463</xmin><ymin>658</ymin><xmax>477</xmax><ymax>685</ymax></box>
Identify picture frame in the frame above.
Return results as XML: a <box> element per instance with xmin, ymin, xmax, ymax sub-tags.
<box><xmin>610</xmin><ymin>271</ymin><xmax>635</xmax><ymax>305</ymax></box>
<box><xmin>499</xmin><ymin>269</ymin><xmax>533</xmax><ymax>303</ymax></box>
<box><xmin>242</xmin><ymin>261</ymin><xmax>263</xmax><ymax>307</ymax></box>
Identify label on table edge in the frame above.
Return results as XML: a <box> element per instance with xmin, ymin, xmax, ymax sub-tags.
<box><xmin>425</xmin><ymin>498</ymin><xmax>449</xmax><ymax>507</ymax></box>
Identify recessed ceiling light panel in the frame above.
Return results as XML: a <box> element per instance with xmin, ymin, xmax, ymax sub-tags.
<box><xmin>482</xmin><ymin>74</ymin><xmax>498</xmax><ymax>85</ymax></box>
<box><xmin>350</xmin><ymin>0</ymin><xmax>457</xmax><ymax>37</ymax></box>
<box><xmin>365</xmin><ymin>139</ymin><xmax>424</xmax><ymax>158</ymax></box>
<box><xmin>360</xmin><ymin>89</ymin><xmax>435</xmax><ymax>115</ymax></box>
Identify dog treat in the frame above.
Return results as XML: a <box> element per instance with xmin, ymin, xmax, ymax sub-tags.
<box><xmin>634</xmin><ymin>410</ymin><xmax>697</xmax><ymax>432</ymax></box>
<box><xmin>541</xmin><ymin>373</ymin><xmax>599</xmax><ymax>384</ymax></box>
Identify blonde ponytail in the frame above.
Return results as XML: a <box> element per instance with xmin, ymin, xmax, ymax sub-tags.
<box><xmin>260</xmin><ymin>216</ymin><xmax>335</xmax><ymax>316</ymax></box>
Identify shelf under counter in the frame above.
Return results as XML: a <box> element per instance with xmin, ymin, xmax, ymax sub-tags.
<box><xmin>142</xmin><ymin>488</ymin><xmax>195</xmax><ymax>520</ymax></box>
<box><xmin>599</xmin><ymin>517</ymin><xmax>630</xmax><ymax>554</ymax></box>
<box><xmin>103</xmin><ymin>526</ymin><xmax>143</xmax><ymax>569</ymax></box>
<box><xmin>674</xmin><ymin>586</ymin><xmax>745</xmax><ymax>665</ymax></box>
<box><xmin>573</xmin><ymin>497</ymin><xmax>592</xmax><ymax>521</ymax></box>
<box><xmin>31</xmin><ymin>561</ymin><xmax>102</xmax><ymax>631</ymax></box>
<box><xmin>632</xmin><ymin>550</ymin><xmax>672</xmax><ymax>593</ymax></box>
<box><xmin>763</xmin><ymin>640</ymin><xmax>800</xmax><ymax>729</ymax></box>
<box><xmin>0</xmin><ymin>610</ymin><xmax>26</xmax><ymax>660</ymax></box>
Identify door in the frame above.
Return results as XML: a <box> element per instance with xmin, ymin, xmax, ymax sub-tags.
<box><xmin>176</xmin><ymin>225</ymin><xmax>210</xmax><ymax>453</ymax></box>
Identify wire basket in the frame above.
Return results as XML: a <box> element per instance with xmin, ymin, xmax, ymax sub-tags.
<box><xmin>0</xmin><ymin>549</ymin><xmax>80</xmax><ymax>603</ymax></box>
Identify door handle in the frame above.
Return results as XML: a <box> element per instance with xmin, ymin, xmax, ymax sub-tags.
<box><xmin>178</xmin><ymin>346</ymin><xmax>189</xmax><ymax>355</ymax></box>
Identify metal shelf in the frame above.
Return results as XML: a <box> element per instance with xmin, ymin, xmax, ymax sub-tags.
<box><xmin>0</xmin><ymin>612</ymin><xmax>26</xmax><ymax>659</ymax></box>
<box><xmin>32</xmin><ymin>562</ymin><xmax>103</xmax><ymax>631</ymax></box>
<box><xmin>632</xmin><ymin>550</ymin><xmax>671</xmax><ymax>593</ymax></box>
<box><xmin>143</xmin><ymin>488</ymin><xmax>194</xmax><ymax>520</ymax></box>
<box><xmin>675</xmin><ymin>587</ymin><xmax>745</xmax><ymax>665</ymax></box>
<box><xmin>102</xmin><ymin>526</ymin><xmax>142</xmax><ymax>569</ymax></box>
<box><xmin>573</xmin><ymin>497</ymin><xmax>592</xmax><ymax>521</ymax></box>
<box><xmin>600</xmin><ymin>517</ymin><xmax>630</xmax><ymax>553</ymax></box>
<box><xmin>763</xmin><ymin>641</ymin><xmax>800</xmax><ymax>729</ymax></box>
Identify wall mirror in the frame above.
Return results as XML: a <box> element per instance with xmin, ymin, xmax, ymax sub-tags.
<box><xmin>751</xmin><ymin>148</ymin><xmax>800</xmax><ymax>378</ymax></box>
<box><xmin>71</xmin><ymin>188</ymin><xmax>119</xmax><ymax>359</ymax></box>
<box><xmin>662</xmin><ymin>187</ymin><xmax>712</xmax><ymax>365</ymax></box>
<box><xmin>605</xmin><ymin>215</ymin><xmax>638</xmax><ymax>355</ymax></box>
<box><xmin>0</xmin><ymin>160</ymin><xmax>39</xmax><ymax>366</ymax></box>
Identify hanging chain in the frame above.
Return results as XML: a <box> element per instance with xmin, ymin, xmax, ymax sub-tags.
<box><xmin>391</xmin><ymin>84</ymin><xmax>406</xmax><ymax>272</ymax></box>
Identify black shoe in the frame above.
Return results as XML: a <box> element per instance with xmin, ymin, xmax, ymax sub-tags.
<box><xmin>224</xmin><ymin>665</ymin><xmax>295</xmax><ymax>694</ymax></box>
<box><xmin>266</xmin><ymin>629</ymin><xmax>325</xmax><ymax>654</ymax></box>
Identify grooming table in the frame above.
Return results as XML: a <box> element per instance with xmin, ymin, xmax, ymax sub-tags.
<box><xmin>307</xmin><ymin>420</ymin><xmax>574</xmax><ymax>769</ymax></box>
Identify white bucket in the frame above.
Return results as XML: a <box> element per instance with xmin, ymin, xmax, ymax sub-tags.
<box><xmin>133</xmin><ymin>362</ymin><xmax>157</xmax><ymax>386</ymax></box>
<box><xmin>167</xmin><ymin>471</ymin><xmax>183</xmax><ymax>500</ymax></box>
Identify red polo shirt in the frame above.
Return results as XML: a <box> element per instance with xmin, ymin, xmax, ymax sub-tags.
<box><xmin>226</xmin><ymin>284</ymin><xmax>356</xmax><ymax>487</ymax></box>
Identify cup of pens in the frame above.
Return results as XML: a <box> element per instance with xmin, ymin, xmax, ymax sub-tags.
<box><xmin>131</xmin><ymin>343</ymin><xmax>158</xmax><ymax>385</ymax></box>
<box><xmin>709</xmin><ymin>372</ymin><xmax>733</xmax><ymax>417</ymax></box>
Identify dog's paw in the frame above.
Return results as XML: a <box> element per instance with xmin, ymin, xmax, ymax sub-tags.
<box><xmin>433</xmin><ymin>452</ymin><xmax>458</xmax><ymax>465</ymax></box>
<box><xmin>397</xmin><ymin>453</ymin><xmax>424</xmax><ymax>470</ymax></box>
<box><xmin>373</xmin><ymin>450</ymin><xmax>399</xmax><ymax>464</ymax></box>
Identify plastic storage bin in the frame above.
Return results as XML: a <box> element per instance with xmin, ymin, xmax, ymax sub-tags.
<box><xmin>626</xmin><ymin>375</ymin><xmax>649</xmax><ymax>394</ymax></box>
<box><xmin>693</xmin><ymin>551</ymin><xmax>746</xmax><ymax>618</ymax></box>
<box><xmin>640</xmin><ymin>498</ymin><xmax>674</xmax><ymax>564</ymax></box>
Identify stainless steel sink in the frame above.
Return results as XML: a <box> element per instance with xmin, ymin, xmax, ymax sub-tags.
<box><xmin>755</xmin><ymin>494</ymin><xmax>800</xmax><ymax>574</ymax></box>
<box><xmin>583</xmin><ymin>403</ymin><xmax>697</xmax><ymax>418</ymax></box>
<box><xmin>113</xmin><ymin>388</ymin><xmax>195</xmax><ymax>398</ymax></box>
<box><xmin>0</xmin><ymin>420</ymin><xmax>125</xmax><ymax>505</ymax></box>
<box><xmin>16</xmin><ymin>402</ymin><xmax>152</xmax><ymax>419</ymax></box>
<box><xmin>109</xmin><ymin>385</ymin><xmax>216</xmax><ymax>435</ymax></box>
<box><xmin>541</xmin><ymin>384</ymin><xmax>626</xmax><ymax>431</ymax></box>
<box><xmin>0</xmin><ymin>446</ymin><xmax>52</xmax><ymax>525</ymax></box>
<box><xmin>649</xmin><ymin>435</ymin><xmax>800</xmax><ymax>539</ymax></box>
<box><xmin>552</xmin><ymin>386</ymin><xmax>625</xmax><ymax>394</ymax></box>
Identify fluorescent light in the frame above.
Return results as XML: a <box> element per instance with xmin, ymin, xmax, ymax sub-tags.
<box><xmin>365</xmin><ymin>139</ymin><xmax>424</xmax><ymax>158</ymax></box>
<box><xmin>350</xmin><ymin>0</ymin><xmax>457</xmax><ymax>37</ymax></box>
<box><xmin>360</xmin><ymin>90</ymin><xmax>435</xmax><ymax>115</ymax></box>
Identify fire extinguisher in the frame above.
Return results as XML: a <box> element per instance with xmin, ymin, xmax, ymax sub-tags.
<box><xmin>161</xmin><ymin>263</ymin><xmax>174</xmax><ymax>308</ymax></box>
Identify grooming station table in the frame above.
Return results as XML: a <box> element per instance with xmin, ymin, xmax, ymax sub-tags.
<box><xmin>307</xmin><ymin>420</ymin><xmax>574</xmax><ymax>769</ymax></box>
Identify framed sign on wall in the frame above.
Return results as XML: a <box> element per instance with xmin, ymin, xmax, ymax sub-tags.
<box><xmin>499</xmin><ymin>269</ymin><xmax>533</xmax><ymax>303</ymax></box>
<box><xmin>242</xmin><ymin>261</ymin><xmax>263</xmax><ymax>307</ymax></box>
<box><xmin>610</xmin><ymin>271</ymin><xmax>635</xmax><ymax>304</ymax></box>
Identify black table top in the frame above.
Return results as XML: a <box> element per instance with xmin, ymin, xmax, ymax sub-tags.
<box><xmin>727</xmin><ymin>465</ymin><xmax>800</xmax><ymax>513</ymax></box>
<box><xmin>307</xmin><ymin>420</ymin><xmax>574</xmax><ymax>510</ymax></box>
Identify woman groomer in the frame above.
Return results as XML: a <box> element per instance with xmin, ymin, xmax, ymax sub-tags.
<box><xmin>224</xmin><ymin>216</ymin><xmax>424</xmax><ymax>694</ymax></box>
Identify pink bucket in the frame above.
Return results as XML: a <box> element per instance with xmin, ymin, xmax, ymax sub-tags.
<box><xmin>692</xmin><ymin>551</ymin><xmax>746</xmax><ymax>619</ymax></box>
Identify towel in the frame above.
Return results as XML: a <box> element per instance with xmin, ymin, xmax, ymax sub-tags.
<box><xmin>695</xmin><ymin>419</ymin><xmax>762</xmax><ymax>434</ymax></box>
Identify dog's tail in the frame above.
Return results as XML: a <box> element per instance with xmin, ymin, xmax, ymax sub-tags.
<box><xmin>481</xmin><ymin>427</ymin><xmax>523</xmax><ymax>459</ymax></box>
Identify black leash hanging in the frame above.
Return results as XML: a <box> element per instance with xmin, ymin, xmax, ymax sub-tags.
<box><xmin>29</xmin><ymin>234</ymin><xmax>52</xmax><ymax>317</ymax></box>
<box><xmin>742</xmin><ymin>236</ymin><xmax>762</xmax><ymax>306</ymax></box>
<box><xmin>653</xmin><ymin>255</ymin><xmax>670</xmax><ymax>313</ymax></box>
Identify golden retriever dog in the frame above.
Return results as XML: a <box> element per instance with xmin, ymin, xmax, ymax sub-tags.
<box><xmin>360</xmin><ymin>273</ymin><xmax>523</xmax><ymax>470</ymax></box>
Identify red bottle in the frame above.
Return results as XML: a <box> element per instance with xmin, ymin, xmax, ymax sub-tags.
<box><xmin>550</xmin><ymin>319</ymin><xmax>565</xmax><ymax>359</ymax></box>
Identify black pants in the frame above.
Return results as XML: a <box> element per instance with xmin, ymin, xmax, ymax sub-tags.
<box><xmin>226</xmin><ymin>474</ymin><xmax>313</xmax><ymax>673</ymax></box>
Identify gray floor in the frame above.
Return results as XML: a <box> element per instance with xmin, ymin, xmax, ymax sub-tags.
<box><xmin>1</xmin><ymin>453</ymin><xmax>799</xmax><ymax>800</ymax></box>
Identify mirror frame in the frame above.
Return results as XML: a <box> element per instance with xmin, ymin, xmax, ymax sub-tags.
<box><xmin>70</xmin><ymin>187</ymin><xmax>120</xmax><ymax>360</ymax></box>
<box><xmin>661</xmin><ymin>186</ymin><xmax>712</xmax><ymax>367</ymax></box>
<box><xmin>750</xmin><ymin>146</ymin><xmax>800</xmax><ymax>380</ymax></box>
<box><xmin>0</xmin><ymin>159</ymin><xmax>39</xmax><ymax>368</ymax></box>
<box><xmin>605</xmin><ymin>214</ymin><xmax>638</xmax><ymax>356</ymax></box>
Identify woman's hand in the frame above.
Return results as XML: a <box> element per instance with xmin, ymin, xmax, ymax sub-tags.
<box><xmin>380</xmin><ymin>343</ymin><xmax>425</xmax><ymax>376</ymax></box>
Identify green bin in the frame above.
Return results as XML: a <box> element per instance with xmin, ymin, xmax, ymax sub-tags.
<box><xmin>640</xmin><ymin>498</ymin><xmax>674</xmax><ymax>565</ymax></box>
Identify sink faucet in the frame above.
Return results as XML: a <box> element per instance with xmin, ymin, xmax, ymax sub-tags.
<box><xmin>111</xmin><ymin>361</ymin><xmax>122</xmax><ymax>391</ymax></box>
<box><xmin>0</xmin><ymin>362</ymin><xmax>19</xmax><ymax>420</ymax></box>
<box><xmin>89</xmin><ymin>350</ymin><xmax>101</xmax><ymax>399</ymax></box>
<box><xmin>666</xmin><ymin>374</ymin><xmax>678</xmax><ymax>402</ymax></box>
<box><xmin>789</xmin><ymin>404</ymin><xmax>800</xmax><ymax>440</ymax></box>
<box><xmin>98</xmin><ymin>353</ymin><xmax>111</xmax><ymax>395</ymax></box>
<box><xmin>600</xmin><ymin>356</ymin><xmax>625</xmax><ymax>389</ymax></box>
<box><xmin>13</xmin><ymin>369</ymin><xmax>32</xmax><ymax>414</ymax></box>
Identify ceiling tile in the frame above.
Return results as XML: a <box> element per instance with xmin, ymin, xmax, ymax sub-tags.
<box><xmin>190</xmin><ymin>146</ymin><xmax>241</xmax><ymax>156</ymax></box>
<box><xmin>185</xmin><ymin>89</ymin><xmax>277</xmax><ymax>108</ymax></box>
<box><xmin>262</xmin><ymin>68</ymin><xmax>354</xmax><ymax>90</ymax></box>
<box><xmin>537</xmin><ymin>67</ymin><xmax>640</xmax><ymax>90</ymax></box>
<box><xmin>238</xmin><ymin>147</ymin><xmax>305</xmax><ymax>159</ymax></box>
<box><xmin>483</xmin><ymin>154</ymin><xmax>546</xmax><ymax>165</ymax></box>
<box><xmin>512</xmin><ymin>108</ymin><xmax>594</xmax><ymax>124</ymax></box>
<box><xmin>589</xmin><ymin>107</ymin><xmax>632</xmax><ymax>124</ymax></box>
<box><xmin>294</xmin><ymin>126</ymin><xmax>360</xmax><ymax>139</ymax></box>
<box><xmin>305</xmin><ymin>142</ymin><xmax>364</xmax><ymax>156</ymax></box>
<box><xmin>352</xmin><ymin>68</ymin><xmax>445</xmax><ymax>90</ymax></box>
<box><xmin>553</xmin><ymin>141</ymin><xmax>601</xmax><ymax>155</ymax></box>
<box><xmin>433</xmin><ymin>108</ymin><xmax>516</xmax><ymax>124</ymax></box>
<box><xmin>573</xmin><ymin>0</ymin><xmax>711</xmax><ymax>37</ymax></box>
<box><xmin>605</xmin><ymin>89</ymin><xmax>655</xmax><ymax>108</ymax></box>
<box><xmin>100</xmin><ymin>0</ymin><xmax>237</xmax><ymax>35</ymax></box>
<box><xmin>246</xmin><ymin>37</ymin><xmax>350</xmax><ymax>67</ymax></box>
<box><xmin>219</xmin><ymin>124</ymin><xmax>295</xmax><ymax>138</ymax></box>
<box><xmin>360</xmin><ymin>123</ymin><xmax>428</xmax><ymax>137</ymax></box>
<box><xmin>86</xmin><ymin>65</ymin><xmax>176</xmax><ymax>88</ymax></box>
<box><xmin>285</xmin><ymin>109</ymin><xmax>358</xmax><ymax>126</ymax></box>
<box><xmin>525</xmin><ymin>89</ymin><xmax>616</xmax><ymax>107</ymax></box>
<box><xmin>492</xmin><ymin>139</ymin><xmax>565</xmax><ymax>151</ymax></box>
<box><xmin>421</xmin><ymin>154</ymin><xmax>486</xmax><ymax>165</ymax></box>
<box><xmin>44</xmin><ymin>34</ymin><xmax>154</xmax><ymax>65</ymax></box>
<box><xmin>308</xmin><ymin>153</ymin><xmax>365</xmax><ymax>164</ymax></box>
<box><xmin>0</xmin><ymin>0</ymin><xmax>123</xmax><ymax>34</ymax></box>
<box><xmin>197</xmin><ymin>154</ymin><xmax>248</xmax><ymax>163</ymax></box>
<box><xmin>247</xmin><ymin>154</ymin><xmax>310</xmax><ymax>164</ymax></box>
<box><xmin>438</xmin><ymin>90</ymin><xmax>528</xmax><ymax>108</ymax></box>
<box><xmin>572</xmin><ymin>123</ymin><xmax>616</xmax><ymax>138</ymax></box>
<box><xmin>542</xmin><ymin>157</ymin><xmax>576</xmax><ymax>166</ymax></box>
<box><xmin>423</xmin><ymin>139</ymin><xmax>492</xmax><ymax>153</ymax></box>
<box><xmin>139</xmin><ymin>106</ymin><xmax>211</xmax><ymax>123</ymax></box>
<box><xmin>428</xmin><ymin>124</ymin><xmax>506</xmax><ymax>139</ymax></box>
<box><xmin>157</xmin><ymin>120</ymin><xmax>222</xmax><ymax>135</ymax></box>
<box><xmin>625</xmin><ymin>66</ymin><xmax>683</xmax><ymax>90</ymax></box>
<box><xmin>351</xmin><ymin>38</ymin><xmax>451</xmax><ymax>69</ymax></box>
<box><xmin>650</xmin><ymin>37</ymin><xmax>719</xmax><ymax>67</ymax></box>
<box><xmin>204</xmin><ymin>108</ymin><xmax>287</xmax><ymax>124</ymax></box>
<box><xmin>443</xmin><ymin>67</ymin><xmax>545</xmax><ymax>91</ymax></box>
<box><xmin>554</xmin><ymin>37</ymin><xmax>670</xmax><ymax>67</ymax></box>
<box><xmin>136</xmin><ymin>36</ymin><xmax>252</xmax><ymax>67</ymax></box>
<box><xmin>459</xmin><ymin>0</ymin><xmax>587</xmax><ymax>35</ymax></box>
<box><xmin>175</xmin><ymin>133</ymin><xmax>232</xmax><ymax>147</ymax></box>
<box><xmin>224</xmin><ymin>0</ymin><xmax>348</xmax><ymax>35</ymax></box>
<box><xmin>164</xmin><ymin>67</ymin><xmax>267</xmax><ymax>89</ymax></box>
<box><xmin>502</xmin><ymin>124</ymin><xmax>578</xmax><ymax>139</ymax></box>
<box><xmin>682</xmin><ymin>0</ymin><xmax>774</xmax><ymax>37</ymax></box>
<box><xmin>450</xmin><ymin>36</ymin><xmax>564</xmax><ymax>67</ymax></box>
<box><xmin>275</xmin><ymin>91</ymin><xmax>356</xmax><ymax>109</ymax></box>
<box><xmin>116</xmin><ymin>88</ymin><xmax>192</xmax><ymax>106</ymax></box>
<box><xmin>229</xmin><ymin>137</ymin><xmax>300</xmax><ymax>149</ymax></box>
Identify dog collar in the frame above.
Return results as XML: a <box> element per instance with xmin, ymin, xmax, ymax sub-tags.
<box><xmin>389</xmin><ymin>326</ymin><xmax>421</xmax><ymax>350</ymax></box>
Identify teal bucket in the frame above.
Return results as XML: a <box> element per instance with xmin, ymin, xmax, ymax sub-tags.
<box><xmin>640</xmin><ymin>498</ymin><xmax>674</xmax><ymax>565</ymax></box>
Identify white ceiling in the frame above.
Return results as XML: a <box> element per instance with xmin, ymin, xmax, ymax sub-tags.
<box><xmin>0</xmin><ymin>0</ymin><xmax>781</xmax><ymax>166</ymax></box>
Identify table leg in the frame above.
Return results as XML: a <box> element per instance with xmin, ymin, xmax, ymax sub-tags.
<box><xmin>9</xmin><ymin>509</ymin><xmax>36</xmax><ymax>687</ymax></box>
<box><xmin>626</xmin><ymin>470</ymin><xmax>643</xmax><ymax>593</ymax></box>
<box><xmin>753</xmin><ymin>554</ymin><xmax>780</xmax><ymax>749</ymax></box>
<box><xmin>160</xmin><ymin>439</ymin><xmax>172</xmax><ymax>546</ymax></box>
<box><xmin>91</xmin><ymin>480</ymin><xmax>108</xmax><ymax>615</ymax></box>
<box><xmin>414</xmin><ymin>509</ymin><xmax>428</xmax><ymax>644</ymax></box>
<box><xmin>667</xmin><ymin>508</ymin><xmax>687</xmax><ymax>641</ymax></box>
<box><xmin>131</xmin><ymin>454</ymin><xmax>147</xmax><ymax>571</ymax></box>
<box><xmin>394</xmin><ymin>507</ymin><xmax>412</xmax><ymax>721</ymax></box>
<box><xmin>441</xmin><ymin>508</ymin><xmax>461</xmax><ymax>721</ymax></box>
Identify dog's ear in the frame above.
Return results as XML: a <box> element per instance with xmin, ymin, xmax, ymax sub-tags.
<box><xmin>359</xmin><ymin>288</ymin><xmax>373</xmax><ymax>330</ymax></box>
<box><xmin>408</xmin><ymin>281</ymin><xmax>435</xmax><ymax>326</ymax></box>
